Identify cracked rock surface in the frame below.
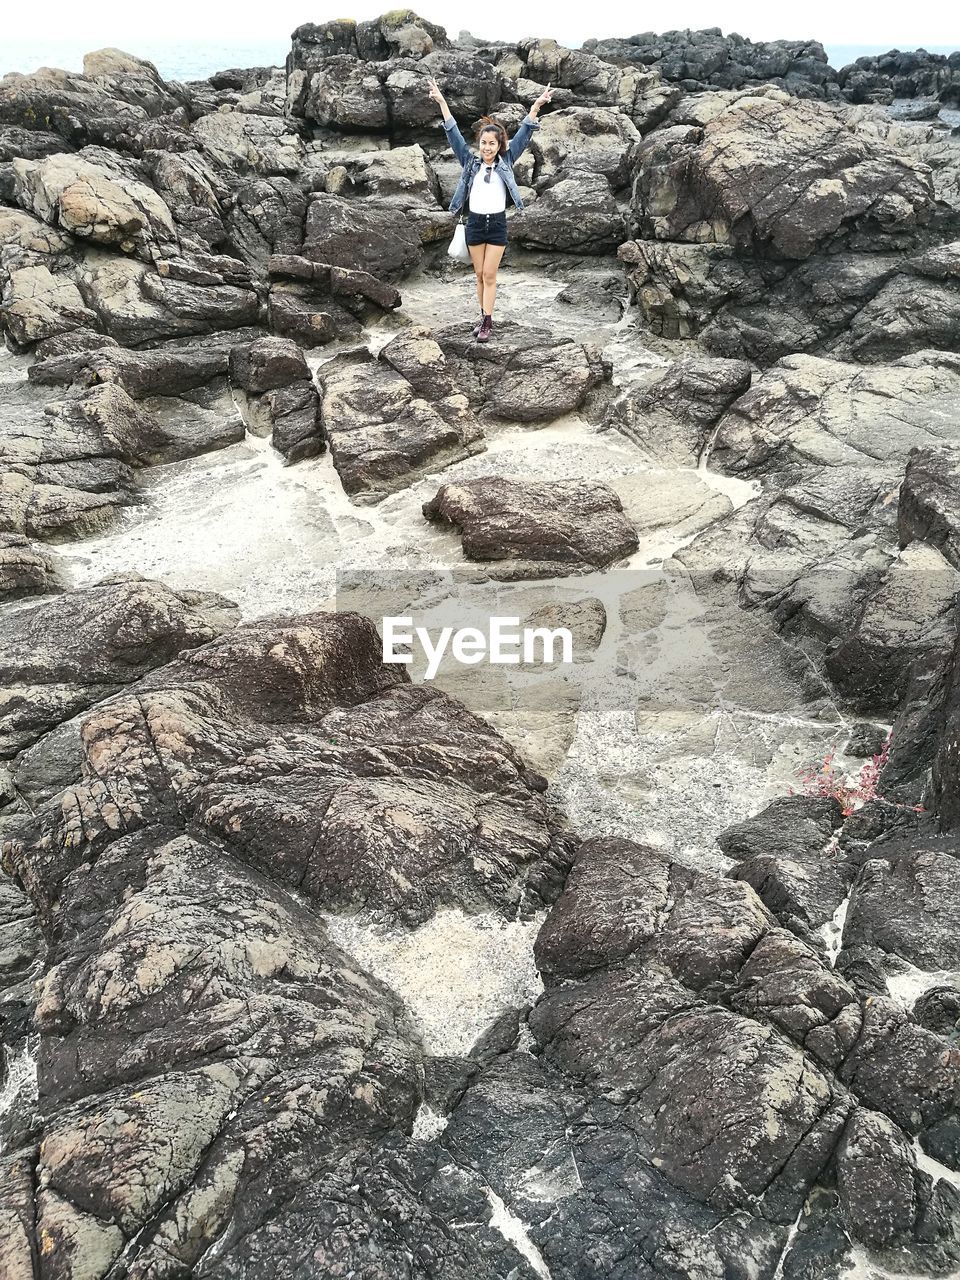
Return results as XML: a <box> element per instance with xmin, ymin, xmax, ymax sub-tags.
<box><xmin>1</xmin><ymin>11</ymin><xmax>960</xmax><ymax>1280</ymax></box>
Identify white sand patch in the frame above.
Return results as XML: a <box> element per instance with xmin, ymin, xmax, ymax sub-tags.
<box><xmin>485</xmin><ymin>1186</ymin><xmax>553</xmax><ymax>1280</ymax></box>
<box><xmin>324</xmin><ymin>908</ymin><xmax>544</xmax><ymax>1057</ymax></box>
<box><xmin>412</xmin><ymin>1103</ymin><xmax>449</xmax><ymax>1141</ymax></box>
<box><xmin>0</xmin><ymin>1038</ymin><xmax>38</xmax><ymax>1156</ymax></box>
<box><xmin>820</xmin><ymin>894</ymin><xmax>852</xmax><ymax>968</ymax></box>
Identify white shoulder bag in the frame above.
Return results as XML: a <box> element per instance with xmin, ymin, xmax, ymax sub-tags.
<box><xmin>447</xmin><ymin>217</ymin><xmax>470</xmax><ymax>264</ymax></box>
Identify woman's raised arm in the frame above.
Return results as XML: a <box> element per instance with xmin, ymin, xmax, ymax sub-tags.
<box><xmin>428</xmin><ymin>76</ymin><xmax>471</xmax><ymax>166</ymax></box>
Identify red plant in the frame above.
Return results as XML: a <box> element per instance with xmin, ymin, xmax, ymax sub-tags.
<box><xmin>793</xmin><ymin>732</ymin><xmax>923</xmax><ymax>817</ymax></box>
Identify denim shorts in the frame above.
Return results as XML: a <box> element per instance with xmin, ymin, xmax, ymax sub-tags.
<box><xmin>465</xmin><ymin>211</ymin><xmax>508</xmax><ymax>247</ymax></box>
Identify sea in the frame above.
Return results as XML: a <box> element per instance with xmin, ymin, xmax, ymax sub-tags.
<box><xmin>2</xmin><ymin>38</ymin><xmax>957</xmax><ymax>82</ymax></box>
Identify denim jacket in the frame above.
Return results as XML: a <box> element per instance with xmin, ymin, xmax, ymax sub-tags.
<box><xmin>443</xmin><ymin>113</ymin><xmax>540</xmax><ymax>216</ymax></box>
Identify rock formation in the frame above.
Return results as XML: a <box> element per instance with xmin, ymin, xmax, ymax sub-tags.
<box><xmin>1</xmin><ymin>13</ymin><xmax>959</xmax><ymax>1280</ymax></box>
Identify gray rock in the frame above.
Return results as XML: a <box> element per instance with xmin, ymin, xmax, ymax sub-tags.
<box><xmin>512</xmin><ymin>169</ymin><xmax>626</xmax><ymax>254</ymax></box>
<box><xmin>0</xmin><ymin>575</ymin><xmax>238</xmax><ymax>758</ymax></box>
<box><xmin>899</xmin><ymin>443</ymin><xmax>960</xmax><ymax>568</ymax></box>
<box><xmin>303</xmin><ymin>192</ymin><xmax>424</xmax><ymax>279</ymax></box>
<box><xmin>432</xmin><ymin>321</ymin><xmax>611</xmax><ymax>423</ymax></box>
<box><xmin>423</xmin><ymin>477</ymin><xmax>639</xmax><ymax>577</ymax></box>
<box><xmin>606</xmin><ymin>355</ymin><xmax>753</xmax><ymax>465</ymax></box>
<box><xmin>634</xmin><ymin>88</ymin><xmax>934</xmax><ymax>259</ymax></box>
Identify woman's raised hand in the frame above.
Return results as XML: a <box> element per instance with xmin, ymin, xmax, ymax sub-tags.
<box><xmin>533</xmin><ymin>83</ymin><xmax>554</xmax><ymax>111</ymax></box>
<box><xmin>427</xmin><ymin>76</ymin><xmax>444</xmax><ymax>104</ymax></box>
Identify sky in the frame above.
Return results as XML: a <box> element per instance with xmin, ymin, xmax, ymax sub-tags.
<box><xmin>3</xmin><ymin>0</ymin><xmax>957</xmax><ymax>49</ymax></box>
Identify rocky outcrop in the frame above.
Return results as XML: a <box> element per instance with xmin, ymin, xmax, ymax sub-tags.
<box><xmin>267</xmin><ymin>252</ymin><xmax>401</xmax><ymax>346</ymax></box>
<box><xmin>423</xmin><ymin>477</ymin><xmax>639</xmax><ymax>577</ymax></box>
<box><xmin>604</xmin><ymin>354</ymin><xmax>752</xmax><ymax>465</ymax></box>
<box><xmin>229</xmin><ymin>335</ymin><xmax>323</xmax><ymax>462</ymax></box>
<box><xmin>839</xmin><ymin>48</ymin><xmax>960</xmax><ymax>106</ymax></box>
<box><xmin>584</xmin><ymin>29</ymin><xmax>840</xmax><ymax>99</ymax></box>
<box><xmin>430</xmin><ymin>322</ymin><xmax>611</xmax><ymax>422</ymax></box>
<box><xmin>0</xmin><ymin>575</ymin><xmax>237</xmax><ymax>758</ymax></box>
<box><xmin>303</xmin><ymin>192</ymin><xmax>424</xmax><ymax>279</ymax></box>
<box><xmin>317</xmin><ymin>341</ymin><xmax>484</xmax><ymax>501</ymax></box>
<box><xmin>621</xmin><ymin>89</ymin><xmax>960</xmax><ymax>363</ymax></box>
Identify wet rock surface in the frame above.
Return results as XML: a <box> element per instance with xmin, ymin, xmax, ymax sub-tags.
<box><xmin>1</xmin><ymin>12</ymin><xmax>960</xmax><ymax>1280</ymax></box>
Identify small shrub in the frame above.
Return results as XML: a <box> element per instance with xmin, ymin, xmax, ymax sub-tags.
<box><xmin>793</xmin><ymin>732</ymin><xmax>922</xmax><ymax>817</ymax></box>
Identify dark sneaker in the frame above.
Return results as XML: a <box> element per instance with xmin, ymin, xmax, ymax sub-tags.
<box><xmin>471</xmin><ymin>316</ymin><xmax>485</xmax><ymax>337</ymax></box>
<box><xmin>476</xmin><ymin>315</ymin><xmax>493</xmax><ymax>343</ymax></box>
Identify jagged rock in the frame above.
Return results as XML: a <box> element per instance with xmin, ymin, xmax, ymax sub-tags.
<box><xmin>605</xmin><ymin>355</ymin><xmax>752</xmax><ymax>465</ymax></box>
<box><xmin>229</xmin><ymin>336</ymin><xmax>323</xmax><ymax>463</ymax></box>
<box><xmin>78</xmin><ymin>249</ymin><xmax>259</xmax><ymax>345</ymax></box>
<box><xmin>0</xmin><ymin>533</ymin><xmax>57</xmax><ymax>599</ymax></box>
<box><xmin>192</xmin><ymin>110</ymin><xmax>306</xmax><ymax>175</ymax></box>
<box><xmin>839</xmin><ymin>48</ymin><xmax>960</xmax><ymax>106</ymax></box>
<box><xmin>423</xmin><ymin>477</ymin><xmax>639</xmax><ymax>577</ymax></box>
<box><xmin>323</xmin><ymin>142</ymin><xmax>442</xmax><ymax>206</ymax></box>
<box><xmin>267</xmin><ymin>284</ymin><xmax>362</xmax><ymax>346</ymax></box>
<box><xmin>268</xmin><ymin>254</ymin><xmax>402</xmax><ymax>311</ymax></box>
<box><xmin>141</xmin><ymin>147</ymin><xmax>228</xmax><ymax>250</ymax></box>
<box><xmin>225</xmin><ymin>176</ymin><xmax>307</xmax><ymax>272</ymax></box>
<box><xmin>718</xmin><ymin>796</ymin><xmax>844</xmax><ymax>862</ymax></box>
<box><xmin>1</xmin><ymin>263</ymin><xmax>98</xmax><ymax>346</ymax></box>
<box><xmin>836</xmin><ymin>1109</ymin><xmax>919</xmax><ymax>1246</ymax></box>
<box><xmin>0</xmin><ymin>868</ymin><xmax>40</xmax><ymax>1005</ymax></box>
<box><xmin>0</xmin><ymin>378</ymin><xmax>140</xmax><ymax>539</ymax></box>
<box><xmin>302</xmin><ymin>193</ymin><xmax>424</xmax><ymax>278</ymax></box>
<box><xmin>0</xmin><ymin>575</ymin><xmax>238</xmax><ymax>758</ymax></box>
<box><xmin>711</xmin><ymin>352</ymin><xmax>960</xmax><ymax>477</ymax></box>
<box><xmin>12</xmin><ymin>152</ymin><xmax>177</xmax><ymax>259</ymax></box>
<box><xmin>5</xmin><ymin>612</ymin><xmax>574</xmax><ymax>924</ymax></box>
<box><xmin>841</xmin><ymin>836</ymin><xmax>960</xmax><ymax>974</ymax></box>
<box><xmin>266</xmin><ymin>254</ymin><xmax>401</xmax><ymax>346</ymax></box>
<box><xmin>528</xmin><ymin>107</ymin><xmax>641</xmax><ymax>187</ymax></box>
<box><xmin>0</xmin><ymin>66</ymin><xmax>151</xmax><ymax>152</ymax></box>
<box><xmin>634</xmin><ymin>88</ymin><xmax>934</xmax><ymax>258</ymax></box>
<box><xmin>512</xmin><ymin>169</ymin><xmax>626</xmax><ymax>253</ymax></box>
<box><xmin>29</xmin><ymin>327</ymin><xmax>257</xmax><ymax>396</ymax></box>
<box><xmin>584</xmin><ymin>29</ymin><xmax>839</xmax><ymax>99</ymax></box>
<box><xmin>431</xmin><ymin>322</ymin><xmax>610</xmax><ymax>423</ymax></box>
<box><xmin>318</xmin><ymin>346</ymin><xmax>483</xmax><ymax>500</ymax></box>
<box><xmin>899</xmin><ymin>444</ymin><xmax>960</xmax><ymax>568</ymax></box>
<box><xmin>0</xmin><ymin>206</ymin><xmax>74</xmax><ymax>270</ymax></box>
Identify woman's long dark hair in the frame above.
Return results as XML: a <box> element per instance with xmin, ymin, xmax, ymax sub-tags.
<box><xmin>475</xmin><ymin>117</ymin><xmax>508</xmax><ymax>157</ymax></box>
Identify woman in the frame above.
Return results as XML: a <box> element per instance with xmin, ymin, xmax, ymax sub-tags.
<box><xmin>427</xmin><ymin>76</ymin><xmax>553</xmax><ymax>342</ymax></box>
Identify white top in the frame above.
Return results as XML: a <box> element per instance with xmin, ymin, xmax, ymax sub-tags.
<box><xmin>469</xmin><ymin>163</ymin><xmax>508</xmax><ymax>214</ymax></box>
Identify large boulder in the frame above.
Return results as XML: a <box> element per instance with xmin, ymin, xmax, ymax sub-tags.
<box><xmin>5</xmin><ymin>612</ymin><xmax>574</xmax><ymax>924</ymax></box>
<box><xmin>192</xmin><ymin>110</ymin><xmax>306</xmax><ymax>175</ymax></box>
<box><xmin>1</xmin><ymin>263</ymin><xmax>98</xmax><ymax>346</ymax></box>
<box><xmin>78</xmin><ymin>249</ymin><xmax>259</xmax><ymax>345</ymax></box>
<box><xmin>229</xmin><ymin>336</ymin><xmax>323</xmax><ymax>463</ymax></box>
<box><xmin>710</xmin><ymin>351</ymin><xmax>960</xmax><ymax>478</ymax></box>
<box><xmin>422</xmin><ymin>477</ymin><xmax>639</xmax><ymax>577</ymax></box>
<box><xmin>12</xmin><ymin>152</ymin><xmax>178</xmax><ymax>259</ymax></box>
<box><xmin>512</xmin><ymin>169</ymin><xmax>627</xmax><ymax>254</ymax></box>
<box><xmin>317</xmin><ymin>344</ymin><xmax>484</xmax><ymax>501</ymax></box>
<box><xmin>0</xmin><ymin>576</ymin><xmax>237</xmax><ymax>758</ymax></box>
<box><xmin>225</xmin><ymin>176</ymin><xmax>307</xmax><ymax>271</ymax></box>
<box><xmin>605</xmin><ymin>355</ymin><xmax>753</xmax><ymax>465</ymax></box>
<box><xmin>302</xmin><ymin>193</ymin><xmax>424</xmax><ymax>278</ymax></box>
<box><xmin>634</xmin><ymin>88</ymin><xmax>934</xmax><ymax>259</ymax></box>
<box><xmin>429</xmin><ymin>322</ymin><xmax>611</xmax><ymax>422</ymax></box>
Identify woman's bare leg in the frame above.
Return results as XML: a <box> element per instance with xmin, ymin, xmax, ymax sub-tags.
<box><xmin>481</xmin><ymin>244</ymin><xmax>506</xmax><ymax>316</ymax></box>
<box><xmin>469</xmin><ymin>243</ymin><xmax>486</xmax><ymax>311</ymax></box>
